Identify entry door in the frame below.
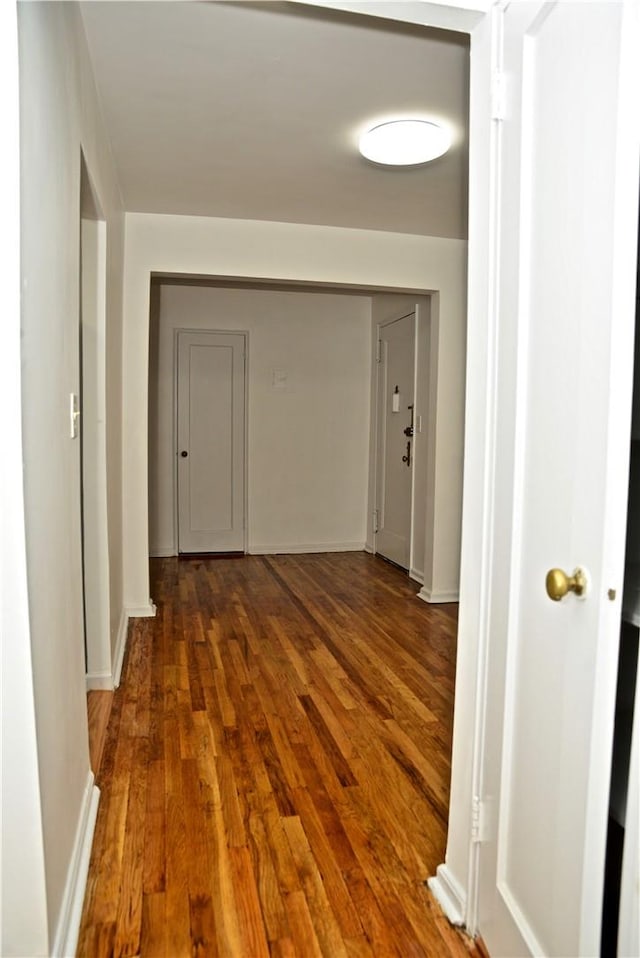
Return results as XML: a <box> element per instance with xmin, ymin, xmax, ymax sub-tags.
<box><xmin>375</xmin><ymin>313</ymin><xmax>415</xmax><ymax>569</ymax></box>
<box><xmin>478</xmin><ymin>3</ymin><xmax>640</xmax><ymax>956</ymax></box>
<box><xmin>177</xmin><ymin>331</ymin><xmax>246</xmax><ymax>553</ymax></box>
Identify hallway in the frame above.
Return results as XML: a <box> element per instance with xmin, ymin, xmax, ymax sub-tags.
<box><xmin>78</xmin><ymin>552</ymin><xmax>480</xmax><ymax>957</ymax></box>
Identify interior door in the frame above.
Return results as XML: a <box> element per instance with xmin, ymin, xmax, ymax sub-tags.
<box><xmin>478</xmin><ymin>3</ymin><xmax>640</xmax><ymax>956</ymax></box>
<box><xmin>375</xmin><ymin>313</ymin><xmax>415</xmax><ymax>569</ymax></box>
<box><xmin>177</xmin><ymin>330</ymin><xmax>246</xmax><ymax>553</ymax></box>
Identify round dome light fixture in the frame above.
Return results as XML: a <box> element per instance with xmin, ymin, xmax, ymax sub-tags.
<box><xmin>359</xmin><ymin>119</ymin><xmax>451</xmax><ymax>166</ymax></box>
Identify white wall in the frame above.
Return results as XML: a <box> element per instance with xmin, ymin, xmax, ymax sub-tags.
<box><xmin>16</xmin><ymin>3</ymin><xmax>125</xmax><ymax>948</ymax></box>
<box><xmin>1</xmin><ymin>3</ymin><xmax>49</xmax><ymax>953</ymax></box>
<box><xmin>123</xmin><ymin>212</ymin><xmax>467</xmax><ymax>610</ymax></box>
<box><xmin>149</xmin><ymin>284</ymin><xmax>372</xmax><ymax>554</ymax></box>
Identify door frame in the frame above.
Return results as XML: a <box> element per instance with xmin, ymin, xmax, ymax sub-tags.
<box><xmin>80</xmin><ymin>153</ymin><xmax>113</xmax><ymax>690</ymax></box>
<box><xmin>172</xmin><ymin>327</ymin><xmax>249</xmax><ymax>556</ymax></box>
<box><xmin>373</xmin><ymin>310</ymin><xmax>418</xmax><ymax>573</ymax></box>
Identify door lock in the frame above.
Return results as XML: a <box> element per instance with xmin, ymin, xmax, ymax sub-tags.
<box><xmin>180</xmin><ymin>450</ymin><xmax>188</xmax><ymax>458</ymax></box>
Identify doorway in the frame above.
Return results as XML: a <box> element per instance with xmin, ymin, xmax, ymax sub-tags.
<box><xmin>176</xmin><ymin>329</ymin><xmax>247</xmax><ymax>554</ymax></box>
<box><xmin>374</xmin><ymin>312</ymin><xmax>416</xmax><ymax>570</ymax></box>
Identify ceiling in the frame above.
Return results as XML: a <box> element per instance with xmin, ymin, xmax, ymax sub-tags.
<box><xmin>80</xmin><ymin>1</ymin><xmax>470</xmax><ymax>238</ymax></box>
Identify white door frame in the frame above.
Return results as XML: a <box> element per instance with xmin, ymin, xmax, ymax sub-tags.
<box><xmin>373</xmin><ymin>310</ymin><xmax>418</xmax><ymax>571</ymax></box>
<box><xmin>80</xmin><ymin>155</ymin><xmax>113</xmax><ymax>690</ymax></box>
<box><xmin>172</xmin><ymin>327</ymin><xmax>249</xmax><ymax>555</ymax></box>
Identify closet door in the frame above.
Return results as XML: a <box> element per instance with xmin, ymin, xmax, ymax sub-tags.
<box><xmin>177</xmin><ymin>331</ymin><xmax>246</xmax><ymax>553</ymax></box>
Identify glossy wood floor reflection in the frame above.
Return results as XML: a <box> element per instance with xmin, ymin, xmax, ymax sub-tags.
<box><xmin>78</xmin><ymin>553</ymin><xmax>480</xmax><ymax>957</ymax></box>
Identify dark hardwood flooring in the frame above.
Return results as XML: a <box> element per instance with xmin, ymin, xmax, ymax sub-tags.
<box><xmin>78</xmin><ymin>552</ymin><xmax>480</xmax><ymax>957</ymax></box>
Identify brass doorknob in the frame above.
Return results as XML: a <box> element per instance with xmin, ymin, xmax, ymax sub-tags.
<box><xmin>545</xmin><ymin>567</ymin><xmax>587</xmax><ymax>601</ymax></box>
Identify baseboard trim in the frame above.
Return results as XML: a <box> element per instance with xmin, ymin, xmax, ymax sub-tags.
<box><xmin>428</xmin><ymin>863</ymin><xmax>466</xmax><ymax>927</ymax></box>
<box><xmin>126</xmin><ymin>601</ymin><xmax>157</xmax><ymax>618</ymax></box>
<box><xmin>149</xmin><ymin>547</ymin><xmax>176</xmax><ymax>558</ymax></box>
<box><xmin>51</xmin><ymin>773</ymin><xmax>100</xmax><ymax>958</ymax></box>
<box><xmin>85</xmin><ymin>670</ymin><xmax>114</xmax><ymax>691</ymax></box>
<box><xmin>112</xmin><ymin>607</ymin><xmax>129</xmax><ymax>688</ymax></box>
<box><xmin>409</xmin><ymin>567</ymin><xmax>425</xmax><ymax>585</ymax></box>
<box><xmin>249</xmin><ymin>542</ymin><xmax>366</xmax><ymax>555</ymax></box>
<box><xmin>364</xmin><ymin>542</ymin><xmax>374</xmax><ymax>555</ymax></box>
<box><xmin>417</xmin><ymin>586</ymin><xmax>460</xmax><ymax>604</ymax></box>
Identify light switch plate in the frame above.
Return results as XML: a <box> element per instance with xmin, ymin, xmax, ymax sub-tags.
<box><xmin>69</xmin><ymin>393</ymin><xmax>80</xmax><ymax>439</ymax></box>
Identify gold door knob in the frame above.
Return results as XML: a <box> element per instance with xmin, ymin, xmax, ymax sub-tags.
<box><xmin>545</xmin><ymin>567</ymin><xmax>587</xmax><ymax>601</ymax></box>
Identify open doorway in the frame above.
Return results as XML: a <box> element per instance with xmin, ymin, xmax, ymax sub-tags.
<box><xmin>146</xmin><ymin>279</ymin><xmax>450</xmax><ymax>599</ymax></box>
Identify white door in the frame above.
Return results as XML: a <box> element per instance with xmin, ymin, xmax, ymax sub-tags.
<box><xmin>477</xmin><ymin>3</ymin><xmax>640</xmax><ymax>956</ymax></box>
<box><xmin>177</xmin><ymin>330</ymin><xmax>246</xmax><ymax>553</ymax></box>
<box><xmin>375</xmin><ymin>313</ymin><xmax>415</xmax><ymax>569</ymax></box>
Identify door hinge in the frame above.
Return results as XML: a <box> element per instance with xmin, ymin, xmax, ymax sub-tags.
<box><xmin>373</xmin><ymin>509</ymin><xmax>379</xmax><ymax>534</ymax></box>
<box><xmin>471</xmin><ymin>795</ymin><xmax>490</xmax><ymax>843</ymax></box>
<box><xmin>376</xmin><ymin>340</ymin><xmax>382</xmax><ymax>364</ymax></box>
<box><xmin>491</xmin><ymin>70</ymin><xmax>506</xmax><ymax>122</ymax></box>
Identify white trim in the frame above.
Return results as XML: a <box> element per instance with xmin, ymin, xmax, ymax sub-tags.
<box><xmin>409</xmin><ymin>568</ymin><xmax>424</xmax><ymax>585</ymax></box>
<box><xmin>149</xmin><ymin>547</ymin><xmax>176</xmax><ymax>558</ymax></box>
<box><xmin>295</xmin><ymin>0</ymin><xmax>490</xmax><ymax>33</ymax></box>
<box><xmin>127</xmin><ymin>602</ymin><xmax>157</xmax><ymax>618</ymax></box>
<box><xmin>112</xmin><ymin>607</ymin><xmax>129</xmax><ymax>688</ymax></box>
<box><xmin>85</xmin><ymin>670</ymin><xmax>114</xmax><ymax>692</ymax></box>
<box><xmin>364</xmin><ymin>542</ymin><xmax>374</xmax><ymax>555</ymax></box>
<box><xmin>51</xmin><ymin>773</ymin><xmax>100</xmax><ymax>958</ymax></box>
<box><xmin>428</xmin><ymin>864</ymin><xmax>466</xmax><ymax>927</ymax></box>
<box><xmin>418</xmin><ymin>586</ymin><xmax>460</xmax><ymax>604</ymax></box>
<box><xmin>249</xmin><ymin>541</ymin><xmax>366</xmax><ymax>556</ymax></box>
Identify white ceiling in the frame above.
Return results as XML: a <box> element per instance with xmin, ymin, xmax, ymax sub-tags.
<box><xmin>80</xmin><ymin>1</ymin><xmax>470</xmax><ymax>238</ymax></box>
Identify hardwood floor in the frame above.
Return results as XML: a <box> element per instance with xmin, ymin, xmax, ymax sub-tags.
<box><xmin>78</xmin><ymin>553</ymin><xmax>480</xmax><ymax>957</ymax></box>
<box><xmin>87</xmin><ymin>690</ymin><xmax>115</xmax><ymax>776</ymax></box>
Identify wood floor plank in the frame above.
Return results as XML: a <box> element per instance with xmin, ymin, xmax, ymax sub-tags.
<box><xmin>87</xmin><ymin>690</ymin><xmax>114</xmax><ymax>777</ymax></box>
<box><xmin>78</xmin><ymin>552</ymin><xmax>484</xmax><ymax>958</ymax></box>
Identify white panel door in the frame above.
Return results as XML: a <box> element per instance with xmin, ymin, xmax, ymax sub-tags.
<box><xmin>478</xmin><ymin>3</ymin><xmax>640</xmax><ymax>956</ymax></box>
<box><xmin>177</xmin><ymin>331</ymin><xmax>245</xmax><ymax>553</ymax></box>
<box><xmin>375</xmin><ymin>313</ymin><xmax>415</xmax><ymax>569</ymax></box>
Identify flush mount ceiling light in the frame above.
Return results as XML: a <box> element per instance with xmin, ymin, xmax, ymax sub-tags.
<box><xmin>359</xmin><ymin>119</ymin><xmax>451</xmax><ymax>166</ymax></box>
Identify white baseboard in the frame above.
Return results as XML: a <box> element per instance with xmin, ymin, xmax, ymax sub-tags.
<box><xmin>112</xmin><ymin>607</ymin><xmax>129</xmax><ymax>688</ymax></box>
<box><xmin>364</xmin><ymin>541</ymin><xmax>374</xmax><ymax>555</ymax></box>
<box><xmin>126</xmin><ymin>601</ymin><xmax>157</xmax><ymax>618</ymax></box>
<box><xmin>409</xmin><ymin>567</ymin><xmax>424</xmax><ymax>585</ymax></box>
<box><xmin>51</xmin><ymin>773</ymin><xmax>100</xmax><ymax>957</ymax></box>
<box><xmin>417</xmin><ymin>586</ymin><xmax>460</xmax><ymax>604</ymax></box>
<box><xmin>428</xmin><ymin>863</ymin><xmax>466</xmax><ymax>927</ymax></box>
<box><xmin>149</xmin><ymin>547</ymin><xmax>176</xmax><ymax>558</ymax></box>
<box><xmin>85</xmin><ymin>669</ymin><xmax>114</xmax><ymax>691</ymax></box>
<box><xmin>249</xmin><ymin>541</ymin><xmax>366</xmax><ymax>555</ymax></box>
